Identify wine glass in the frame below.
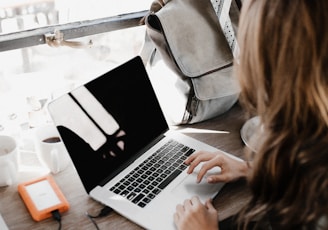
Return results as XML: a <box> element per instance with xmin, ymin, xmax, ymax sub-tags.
<box><xmin>240</xmin><ymin>116</ymin><xmax>262</xmax><ymax>152</ymax></box>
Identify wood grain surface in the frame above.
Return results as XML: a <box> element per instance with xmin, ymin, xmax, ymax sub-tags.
<box><xmin>0</xmin><ymin>103</ymin><xmax>251</xmax><ymax>230</ymax></box>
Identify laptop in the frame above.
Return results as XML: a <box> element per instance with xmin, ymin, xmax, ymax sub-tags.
<box><xmin>47</xmin><ymin>56</ymin><xmax>241</xmax><ymax>230</ymax></box>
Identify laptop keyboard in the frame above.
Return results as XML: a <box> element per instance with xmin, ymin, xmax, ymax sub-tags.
<box><xmin>109</xmin><ymin>139</ymin><xmax>195</xmax><ymax>208</ymax></box>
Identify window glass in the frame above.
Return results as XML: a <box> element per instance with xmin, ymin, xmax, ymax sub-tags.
<box><xmin>0</xmin><ymin>1</ymin><xmax>151</xmax><ymax>135</ymax></box>
<box><xmin>0</xmin><ymin>0</ymin><xmax>152</xmax><ymax>34</ymax></box>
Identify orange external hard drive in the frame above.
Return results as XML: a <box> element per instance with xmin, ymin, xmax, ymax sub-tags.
<box><xmin>18</xmin><ymin>175</ymin><xmax>69</xmax><ymax>221</ymax></box>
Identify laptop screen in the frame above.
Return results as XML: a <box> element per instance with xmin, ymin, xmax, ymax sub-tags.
<box><xmin>48</xmin><ymin>56</ymin><xmax>169</xmax><ymax>193</ymax></box>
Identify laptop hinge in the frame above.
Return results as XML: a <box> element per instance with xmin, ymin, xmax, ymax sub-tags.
<box><xmin>99</xmin><ymin>132</ymin><xmax>168</xmax><ymax>187</ymax></box>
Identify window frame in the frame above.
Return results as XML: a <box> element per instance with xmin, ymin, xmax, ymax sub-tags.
<box><xmin>0</xmin><ymin>10</ymin><xmax>148</xmax><ymax>52</ymax></box>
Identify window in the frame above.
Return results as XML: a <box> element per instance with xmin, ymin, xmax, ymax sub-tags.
<box><xmin>0</xmin><ymin>0</ymin><xmax>151</xmax><ymax>134</ymax></box>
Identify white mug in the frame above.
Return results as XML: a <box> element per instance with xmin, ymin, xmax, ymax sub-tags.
<box><xmin>34</xmin><ymin>124</ymin><xmax>70</xmax><ymax>174</ymax></box>
<box><xmin>0</xmin><ymin>135</ymin><xmax>18</xmax><ymax>186</ymax></box>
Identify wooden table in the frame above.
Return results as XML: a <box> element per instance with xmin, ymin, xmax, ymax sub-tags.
<box><xmin>0</xmin><ymin>103</ymin><xmax>251</xmax><ymax>229</ymax></box>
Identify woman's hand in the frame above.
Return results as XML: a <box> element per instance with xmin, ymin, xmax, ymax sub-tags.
<box><xmin>174</xmin><ymin>196</ymin><xmax>219</xmax><ymax>230</ymax></box>
<box><xmin>185</xmin><ymin>150</ymin><xmax>249</xmax><ymax>183</ymax></box>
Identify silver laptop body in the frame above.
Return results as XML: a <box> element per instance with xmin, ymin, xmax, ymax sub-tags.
<box><xmin>48</xmin><ymin>56</ymin><xmax>240</xmax><ymax>230</ymax></box>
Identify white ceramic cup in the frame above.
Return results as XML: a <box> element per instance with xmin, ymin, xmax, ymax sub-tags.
<box><xmin>0</xmin><ymin>135</ymin><xmax>18</xmax><ymax>186</ymax></box>
<box><xmin>34</xmin><ymin>124</ymin><xmax>70</xmax><ymax>174</ymax></box>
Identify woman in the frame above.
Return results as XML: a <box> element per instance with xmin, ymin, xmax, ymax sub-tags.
<box><xmin>174</xmin><ymin>0</ymin><xmax>328</xmax><ymax>229</ymax></box>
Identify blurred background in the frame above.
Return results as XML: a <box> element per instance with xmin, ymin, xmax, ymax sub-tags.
<box><xmin>0</xmin><ymin>0</ymin><xmax>152</xmax><ymax>135</ymax></box>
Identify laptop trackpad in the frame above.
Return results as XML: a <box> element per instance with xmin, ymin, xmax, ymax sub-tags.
<box><xmin>171</xmin><ymin>167</ymin><xmax>224</xmax><ymax>202</ymax></box>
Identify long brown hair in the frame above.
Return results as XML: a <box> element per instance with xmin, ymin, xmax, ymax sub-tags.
<box><xmin>236</xmin><ymin>0</ymin><xmax>328</xmax><ymax>229</ymax></box>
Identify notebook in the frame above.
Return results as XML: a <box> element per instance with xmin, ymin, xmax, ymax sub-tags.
<box><xmin>47</xmin><ymin>56</ymin><xmax>240</xmax><ymax>230</ymax></box>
